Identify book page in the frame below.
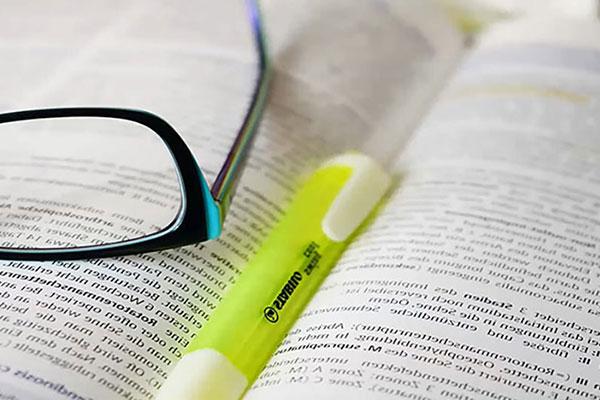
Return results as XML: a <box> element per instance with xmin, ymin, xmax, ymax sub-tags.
<box><xmin>246</xmin><ymin>18</ymin><xmax>600</xmax><ymax>400</ymax></box>
<box><xmin>0</xmin><ymin>1</ymin><xmax>462</xmax><ymax>399</ymax></box>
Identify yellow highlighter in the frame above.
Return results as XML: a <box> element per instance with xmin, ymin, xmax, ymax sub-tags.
<box><xmin>155</xmin><ymin>153</ymin><xmax>391</xmax><ymax>400</ymax></box>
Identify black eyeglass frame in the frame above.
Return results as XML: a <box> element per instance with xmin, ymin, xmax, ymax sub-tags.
<box><xmin>0</xmin><ymin>0</ymin><xmax>270</xmax><ymax>261</ymax></box>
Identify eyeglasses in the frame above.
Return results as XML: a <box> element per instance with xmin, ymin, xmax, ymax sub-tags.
<box><xmin>0</xmin><ymin>0</ymin><xmax>270</xmax><ymax>261</ymax></box>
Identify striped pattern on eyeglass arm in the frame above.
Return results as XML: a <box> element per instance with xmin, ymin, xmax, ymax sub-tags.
<box><xmin>210</xmin><ymin>0</ymin><xmax>271</xmax><ymax>223</ymax></box>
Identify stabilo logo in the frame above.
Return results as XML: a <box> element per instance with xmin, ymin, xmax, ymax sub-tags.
<box><xmin>263</xmin><ymin>306</ymin><xmax>278</xmax><ymax>323</ymax></box>
<box><xmin>263</xmin><ymin>271</ymin><xmax>303</xmax><ymax>324</ymax></box>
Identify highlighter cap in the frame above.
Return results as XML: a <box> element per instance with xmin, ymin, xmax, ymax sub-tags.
<box><xmin>320</xmin><ymin>153</ymin><xmax>391</xmax><ymax>241</ymax></box>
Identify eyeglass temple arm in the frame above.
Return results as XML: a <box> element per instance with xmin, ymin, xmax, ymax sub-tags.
<box><xmin>210</xmin><ymin>0</ymin><xmax>271</xmax><ymax>222</ymax></box>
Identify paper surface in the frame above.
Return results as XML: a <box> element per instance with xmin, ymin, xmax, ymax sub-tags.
<box><xmin>246</xmin><ymin>18</ymin><xmax>600</xmax><ymax>400</ymax></box>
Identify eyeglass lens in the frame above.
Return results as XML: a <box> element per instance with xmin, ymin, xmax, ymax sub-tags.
<box><xmin>0</xmin><ymin>117</ymin><xmax>182</xmax><ymax>249</ymax></box>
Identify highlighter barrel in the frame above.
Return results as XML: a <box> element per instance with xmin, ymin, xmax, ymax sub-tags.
<box><xmin>156</xmin><ymin>153</ymin><xmax>390</xmax><ymax>400</ymax></box>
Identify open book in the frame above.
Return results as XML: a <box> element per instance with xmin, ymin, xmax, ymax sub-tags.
<box><xmin>1</xmin><ymin>1</ymin><xmax>600</xmax><ymax>399</ymax></box>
